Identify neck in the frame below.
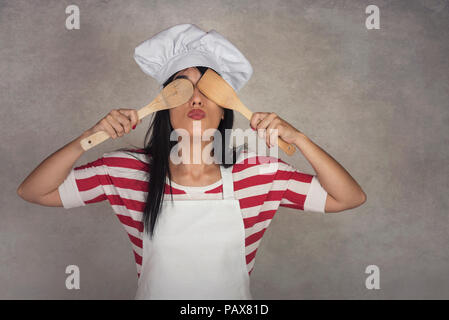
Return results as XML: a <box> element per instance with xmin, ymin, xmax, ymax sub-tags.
<box><xmin>169</xmin><ymin>136</ymin><xmax>218</xmax><ymax>177</ymax></box>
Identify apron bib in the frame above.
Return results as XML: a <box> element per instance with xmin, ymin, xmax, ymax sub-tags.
<box><xmin>135</xmin><ymin>165</ymin><xmax>253</xmax><ymax>300</ymax></box>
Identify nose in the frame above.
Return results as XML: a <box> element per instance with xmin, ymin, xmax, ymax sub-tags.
<box><xmin>190</xmin><ymin>86</ymin><xmax>204</xmax><ymax>108</ymax></box>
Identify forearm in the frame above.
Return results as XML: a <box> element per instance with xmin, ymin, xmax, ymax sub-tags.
<box><xmin>17</xmin><ymin>130</ymin><xmax>92</xmax><ymax>200</ymax></box>
<box><xmin>293</xmin><ymin>132</ymin><xmax>366</xmax><ymax>206</ymax></box>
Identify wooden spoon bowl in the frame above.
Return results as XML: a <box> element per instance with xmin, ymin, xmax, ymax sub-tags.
<box><xmin>80</xmin><ymin>78</ymin><xmax>194</xmax><ymax>151</ymax></box>
<box><xmin>196</xmin><ymin>69</ymin><xmax>296</xmax><ymax>156</ymax></box>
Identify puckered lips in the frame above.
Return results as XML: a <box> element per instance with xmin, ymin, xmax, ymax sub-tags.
<box><xmin>187</xmin><ymin>109</ymin><xmax>206</xmax><ymax>120</ymax></box>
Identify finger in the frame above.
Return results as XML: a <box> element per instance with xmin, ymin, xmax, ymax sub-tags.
<box><xmin>250</xmin><ymin>112</ymin><xmax>270</xmax><ymax>140</ymax></box>
<box><xmin>106</xmin><ymin>114</ymin><xmax>123</xmax><ymax>137</ymax></box>
<box><xmin>107</xmin><ymin>111</ymin><xmax>127</xmax><ymax>136</ymax></box>
<box><xmin>255</xmin><ymin>113</ymin><xmax>277</xmax><ymax>142</ymax></box>
<box><xmin>256</xmin><ymin>113</ymin><xmax>278</xmax><ymax>131</ymax></box>
<box><xmin>115</xmin><ymin>110</ymin><xmax>133</xmax><ymax>134</ymax></box>
<box><xmin>267</xmin><ymin>119</ymin><xmax>281</xmax><ymax>147</ymax></box>
<box><xmin>120</xmin><ymin>109</ymin><xmax>140</xmax><ymax>128</ymax></box>
<box><xmin>134</xmin><ymin>109</ymin><xmax>142</xmax><ymax>125</ymax></box>
<box><xmin>100</xmin><ymin>118</ymin><xmax>118</xmax><ymax>139</ymax></box>
<box><xmin>250</xmin><ymin>112</ymin><xmax>269</xmax><ymax>130</ymax></box>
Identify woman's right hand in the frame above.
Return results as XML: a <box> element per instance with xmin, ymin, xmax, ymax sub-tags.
<box><xmin>88</xmin><ymin>109</ymin><xmax>142</xmax><ymax>139</ymax></box>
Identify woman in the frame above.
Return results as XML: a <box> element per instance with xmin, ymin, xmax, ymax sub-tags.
<box><xmin>17</xmin><ymin>24</ymin><xmax>366</xmax><ymax>299</ymax></box>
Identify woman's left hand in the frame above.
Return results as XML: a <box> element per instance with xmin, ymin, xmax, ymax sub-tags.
<box><xmin>250</xmin><ymin>112</ymin><xmax>303</xmax><ymax>148</ymax></box>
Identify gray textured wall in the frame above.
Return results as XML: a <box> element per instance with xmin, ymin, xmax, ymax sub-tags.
<box><xmin>1</xmin><ymin>0</ymin><xmax>448</xmax><ymax>299</ymax></box>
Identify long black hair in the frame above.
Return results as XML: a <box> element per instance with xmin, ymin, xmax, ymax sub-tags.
<box><xmin>117</xmin><ymin>66</ymin><xmax>245</xmax><ymax>239</ymax></box>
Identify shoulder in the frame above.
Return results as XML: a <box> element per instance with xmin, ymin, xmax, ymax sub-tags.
<box><xmin>234</xmin><ymin>148</ymin><xmax>291</xmax><ymax>170</ymax></box>
<box><xmin>232</xmin><ymin>148</ymin><xmax>293</xmax><ymax>177</ymax></box>
<box><xmin>102</xmin><ymin>148</ymin><xmax>151</xmax><ymax>172</ymax></box>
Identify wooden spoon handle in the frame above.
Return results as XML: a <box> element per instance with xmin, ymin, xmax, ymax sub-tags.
<box><xmin>80</xmin><ymin>131</ymin><xmax>111</xmax><ymax>151</ymax></box>
<box><xmin>235</xmin><ymin>101</ymin><xmax>296</xmax><ymax>156</ymax></box>
<box><xmin>276</xmin><ymin>137</ymin><xmax>296</xmax><ymax>156</ymax></box>
<box><xmin>80</xmin><ymin>79</ymin><xmax>193</xmax><ymax>151</ymax></box>
<box><xmin>80</xmin><ymin>98</ymin><xmax>168</xmax><ymax>151</ymax></box>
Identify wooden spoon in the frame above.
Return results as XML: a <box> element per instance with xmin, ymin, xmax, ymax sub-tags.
<box><xmin>196</xmin><ymin>69</ymin><xmax>296</xmax><ymax>156</ymax></box>
<box><xmin>80</xmin><ymin>78</ymin><xmax>194</xmax><ymax>151</ymax></box>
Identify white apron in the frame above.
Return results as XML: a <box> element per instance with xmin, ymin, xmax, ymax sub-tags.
<box><xmin>135</xmin><ymin>165</ymin><xmax>253</xmax><ymax>300</ymax></box>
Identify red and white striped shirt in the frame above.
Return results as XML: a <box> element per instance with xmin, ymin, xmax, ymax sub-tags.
<box><xmin>58</xmin><ymin>148</ymin><xmax>328</xmax><ymax>277</ymax></box>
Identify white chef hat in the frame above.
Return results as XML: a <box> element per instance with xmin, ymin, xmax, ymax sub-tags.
<box><xmin>134</xmin><ymin>23</ymin><xmax>253</xmax><ymax>92</ymax></box>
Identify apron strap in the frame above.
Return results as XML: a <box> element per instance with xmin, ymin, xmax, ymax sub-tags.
<box><xmin>219</xmin><ymin>165</ymin><xmax>234</xmax><ymax>200</ymax></box>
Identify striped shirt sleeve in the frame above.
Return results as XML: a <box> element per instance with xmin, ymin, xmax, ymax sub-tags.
<box><xmin>58</xmin><ymin>155</ymin><xmax>111</xmax><ymax>209</ymax></box>
<box><xmin>279</xmin><ymin>161</ymin><xmax>328</xmax><ymax>213</ymax></box>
